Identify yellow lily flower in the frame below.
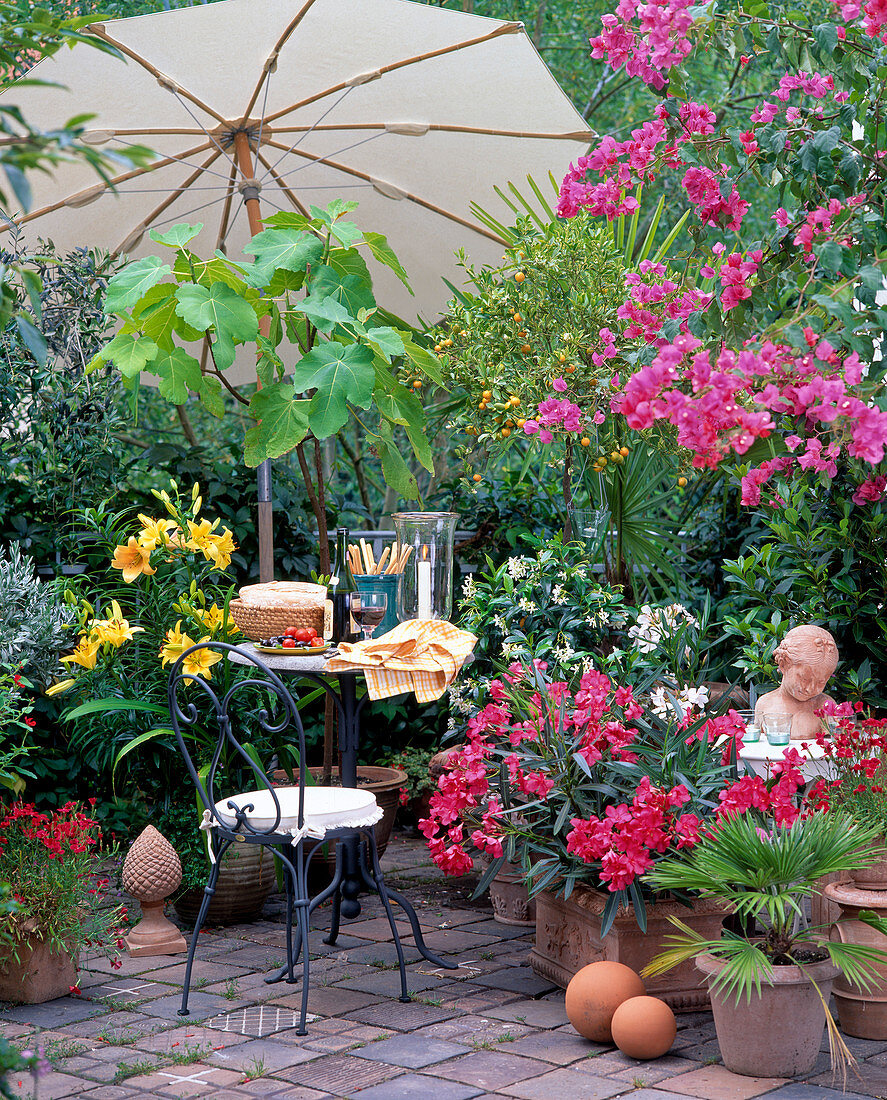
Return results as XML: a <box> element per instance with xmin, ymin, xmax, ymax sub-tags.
<box><xmin>45</xmin><ymin>678</ymin><xmax>76</xmax><ymax>697</ymax></box>
<box><xmin>90</xmin><ymin>600</ymin><xmax>144</xmax><ymax>648</ymax></box>
<box><xmin>159</xmin><ymin>620</ymin><xmax>195</xmax><ymax>668</ymax></box>
<box><xmin>186</xmin><ymin>517</ymin><xmax>219</xmax><ymax>551</ymax></box>
<box><xmin>137</xmin><ymin>515</ymin><xmax>177</xmax><ymax>552</ymax></box>
<box><xmin>203</xmin><ymin>528</ymin><xmax>236</xmax><ymax>572</ymax></box>
<box><xmin>60</xmin><ymin>637</ymin><xmax>100</xmax><ymax>670</ymax></box>
<box><xmin>181</xmin><ymin>641</ymin><xmax>223</xmax><ymax>680</ymax></box>
<box><xmin>111</xmin><ymin>538</ymin><xmax>156</xmax><ymax>583</ymax></box>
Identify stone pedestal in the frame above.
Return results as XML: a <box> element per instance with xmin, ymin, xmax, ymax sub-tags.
<box><xmin>825</xmin><ymin>880</ymin><xmax>887</xmax><ymax>1039</ymax></box>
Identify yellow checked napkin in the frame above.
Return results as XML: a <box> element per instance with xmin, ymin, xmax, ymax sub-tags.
<box><xmin>326</xmin><ymin>619</ymin><xmax>477</xmax><ymax>703</ymax></box>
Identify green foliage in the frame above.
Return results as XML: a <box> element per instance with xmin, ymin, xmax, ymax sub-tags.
<box><xmin>0</xmin><ymin>665</ymin><xmax>36</xmax><ymax>795</ymax></box>
<box><xmin>720</xmin><ymin>479</ymin><xmax>887</xmax><ymax>704</ymax></box>
<box><xmin>0</xmin><ymin>239</ymin><xmax>126</xmax><ymax>547</ymax></box>
<box><xmin>96</xmin><ymin>206</ymin><xmax>433</xmax><ymax>501</ymax></box>
<box><xmin>0</xmin><ymin>543</ymin><xmax>73</xmax><ymax>686</ymax></box>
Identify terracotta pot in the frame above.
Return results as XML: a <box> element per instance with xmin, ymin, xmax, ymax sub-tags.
<box><xmin>174</xmin><ymin>843</ymin><xmax>275</xmax><ymax>927</ymax></box>
<box><xmin>530</xmin><ymin>885</ymin><xmax>726</xmax><ymax>1012</ymax></box>
<box><xmin>826</xmin><ymin>880</ymin><xmax>887</xmax><ymax>1039</ymax></box>
<box><xmin>0</xmin><ymin>936</ymin><xmax>77</xmax><ymax>1004</ymax></box>
<box><xmin>810</xmin><ymin>871</ymin><xmax>848</xmax><ymax>930</ymax></box>
<box><xmin>489</xmin><ymin>862</ymin><xmax>536</xmax><ymax>927</ymax></box>
<box><xmin>849</xmin><ymin>836</ymin><xmax>887</xmax><ymax>891</ymax></box>
<box><xmin>697</xmin><ymin>950</ymin><xmax>839</xmax><ymax>1077</ymax></box>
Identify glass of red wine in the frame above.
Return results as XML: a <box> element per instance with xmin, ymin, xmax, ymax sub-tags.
<box><xmin>352</xmin><ymin>592</ymin><xmax>387</xmax><ymax>641</ymax></box>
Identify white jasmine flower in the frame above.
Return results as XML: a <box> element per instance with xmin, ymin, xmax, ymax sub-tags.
<box><xmin>517</xmin><ymin>598</ymin><xmax>536</xmax><ymax>613</ymax></box>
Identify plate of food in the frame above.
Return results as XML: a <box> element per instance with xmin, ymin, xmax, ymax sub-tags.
<box><xmin>254</xmin><ymin>626</ymin><xmax>329</xmax><ymax>655</ymax></box>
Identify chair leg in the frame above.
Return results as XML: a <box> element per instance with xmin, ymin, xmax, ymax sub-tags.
<box><xmin>178</xmin><ymin>848</ymin><xmax>225</xmax><ymax>1016</ymax></box>
<box><xmin>358</xmin><ymin>857</ymin><xmax>457</xmax><ymax>971</ymax></box>
<box><xmin>294</xmin><ymin>842</ymin><xmax>311</xmax><ymax>1035</ymax></box>
<box><xmin>323</xmin><ymin>847</ymin><xmax>343</xmax><ymax>947</ymax></box>
<box><xmin>282</xmin><ymin>844</ymin><xmax>297</xmax><ymax>983</ymax></box>
<box><xmin>364</xmin><ymin>832</ymin><xmax>410</xmax><ymax>1002</ymax></box>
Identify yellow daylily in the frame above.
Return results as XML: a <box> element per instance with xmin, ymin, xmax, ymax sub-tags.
<box><xmin>45</xmin><ymin>678</ymin><xmax>76</xmax><ymax>697</ymax></box>
<box><xmin>60</xmin><ymin>637</ymin><xmax>100</xmax><ymax>670</ymax></box>
<box><xmin>203</xmin><ymin>528</ymin><xmax>236</xmax><ymax>572</ymax></box>
<box><xmin>90</xmin><ymin>600</ymin><xmax>144</xmax><ymax>648</ymax></box>
<box><xmin>181</xmin><ymin>640</ymin><xmax>223</xmax><ymax>680</ymax></box>
<box><xmin>186</xmin><ymin>517</ymin><xmax>220</xmax><ymax>551</ymax></box>
<box><xmin>159</xmin><ymin>620</ymin><xmax>195</xmax><ymax>668</ymax></box>
<box><xmin>137</xmin><ymin>515</ymin><xmax>177</xmax><ymax>552</ymax></box>
<box><xmin>193</xmin><ymin>603</ymin><xmax>238</xmax><ymax>636</ymax></box>
<box><xmin>111</xmin><ymin>538</ymin><xmax>156</xmax><ymax>583</ymax></box>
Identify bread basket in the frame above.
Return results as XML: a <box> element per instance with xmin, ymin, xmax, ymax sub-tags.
<box><xmin>230</xmin><ymin>581</ymin><xmax>327</xmax><ymax>641</ymax></box>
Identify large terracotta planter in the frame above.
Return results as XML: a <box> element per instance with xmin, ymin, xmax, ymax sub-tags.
<box><xmin>826</xmin><ymin>880</ymin><xmax>887</xmax><ymax>1039</ymax></box>
<box><xmin>697</xmin><ymin>950</ymin><xmax>839</xmax><ymax>1077</ymax></box>
<box><xmin>849</xmin><ymin>836</ymin><xmax>887</xmax><ymax>891</ymax></box>
<box><xmin>174</xmin><ymin>843</ymin><xmax>275</xmax><ymax>927</ymax></box>
<box><xmin>0</xmin><ymin>936</ymin><xmax>77</xmax><ymax>1004</ymax></box>
<box><xmin>530</xmin><ymin>885</ymin><xmax>726</xmax><ymax>1011</ymax></box>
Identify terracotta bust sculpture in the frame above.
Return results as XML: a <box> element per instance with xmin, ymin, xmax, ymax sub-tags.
<box><xmin>753</xmin><ymin>625</ymin><xmax>838</xmax><ymax>741</ymax></box>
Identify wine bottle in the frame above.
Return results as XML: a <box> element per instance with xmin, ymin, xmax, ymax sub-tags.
<box><xmin>329</xmin><ymin>527</ymin><xmax>359</xmax><ymax>643</ymax></box>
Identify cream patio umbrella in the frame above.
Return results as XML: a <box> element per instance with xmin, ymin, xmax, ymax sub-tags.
<box><xmin>2</xmin><ymin>0</ymin><xmax>592</xmax><ymax>575</ymax></box>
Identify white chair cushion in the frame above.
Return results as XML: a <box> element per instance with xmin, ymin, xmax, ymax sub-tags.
<box><xmin>213</xmin><ymin>785</ymin><xmax>383</xmax><ymax>839</ymax></box>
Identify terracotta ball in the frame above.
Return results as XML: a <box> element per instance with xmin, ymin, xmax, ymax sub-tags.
<box><xmin>565</xmin><ymin>960</ymin><xmax>646</xmax><ymax>1042</ymax></box>
<box><xmin>611</xmin><ymin>995</ymin><xmax>676</xmax><ymax>1059</ymax></box>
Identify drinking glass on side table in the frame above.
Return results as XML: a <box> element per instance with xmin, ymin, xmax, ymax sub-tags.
<box><xmin>763</xmin><ymin>713</ymin><xmax>793</xmax><ymax>746</ymax></box>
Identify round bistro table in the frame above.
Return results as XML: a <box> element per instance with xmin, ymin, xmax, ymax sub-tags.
<box><xmin>228</xmin><ymin>644</ymin><xmax>453</xmax><ymax>971</ymax></box>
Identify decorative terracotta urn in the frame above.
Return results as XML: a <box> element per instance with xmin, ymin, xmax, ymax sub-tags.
<box><xmin>826</xmin><ymin>878</ymin><xmax>887</xmax><ymax>1039</ymax></box>
<box><xmin>530</xmin><ymin>885</ymin><xmax>727</xmax><ymax>1011</ymax></box>
<box><xmin>122</xmin><ymin>825</ymin><xmax>187</xmax><ymax>957</ymax></box>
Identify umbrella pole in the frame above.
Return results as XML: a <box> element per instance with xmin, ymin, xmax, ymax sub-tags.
<box><xmin>234</xmin><ymin>131</ymin><xmax>274</xmax><ymax>583</ymax></box>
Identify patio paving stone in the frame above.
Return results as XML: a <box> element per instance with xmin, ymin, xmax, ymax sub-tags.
<box><xmin>4</xmin><ymin>835</ymin><xmax>883</xmax><ymax>1099</ymax></box>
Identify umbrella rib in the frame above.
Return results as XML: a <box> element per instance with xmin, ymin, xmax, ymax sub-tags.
<box><xmin>270</xmin><ymin>123</ymin><xmax>595</xmax><ymax>141</ymax></box>
<box><xmin>86</xmin><ymin>23</ymin><xmax>229</xmax><ymax>126</ymax></box>
<box><xmin>254</xmin><ymin>149</ymin><xmax>311</xmax><ymax>217</ymax></box>
<box><xmin>111</xmin><ymin>146</ymin><xmax>224</xmax><ymax>256</ymax></box>
<box><xmin>242</xmin><ymin>0</ymin><xmax>321</xmax><ymax>120</ymax></box>
<box><xmin>260</xmin><ymin>128</ymin><xmax>386</xmax><ymax>187</ymax></box>
<box><xmin>4</xmin><ymin>141</ymin><xmax>214</xmax><ymax>231</ymax></box>
<box><xmin>263</xmin><ymin>21</ymin><xmax>524</xmax><ymax>125</ymax></box>
<box><xmin>263</xmin><ymin>138</ymin><xmax>507</xmax><ymax>245</ymax></box>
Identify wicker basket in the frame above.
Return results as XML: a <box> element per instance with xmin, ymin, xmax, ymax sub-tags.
<box><xmin>229</xmin><ymin>599</ymin><xmax>325</xmax><ymax>641</ymax></box>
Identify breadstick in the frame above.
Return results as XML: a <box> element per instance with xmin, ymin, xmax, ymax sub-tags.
<box><xmin>385</xmin><ymin>544</ymin><xmax>400</xmax><ymax>574</ymax></box>
<box><xmin>377</xmin><ymin>546</ymin><xmax>390</xmax><ymax>574</ymax></box>
<box><xmin>399</xmin><ymin>544</ymin><xmax>414</xmax><ymax>571</ymax></box>
<box><xmin>348</xmin><ymin>546</ymin><xmax>362</xmax><ymax>574</ymax></box>
<box><xmin>359</xmin><ymin>538</ymin><xmax>372</xmax><ymax>574</ymax></box>
<box><xmin>367</xmin><ymin>543</ymin><xmax>376</xmax><ymax>573</ymax></box>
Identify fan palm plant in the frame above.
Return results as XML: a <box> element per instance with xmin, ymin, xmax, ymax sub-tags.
<box><xmin>643</xmin><ymin>810</ymin><xmax>887</xmax><ymax>1077</ymax></box>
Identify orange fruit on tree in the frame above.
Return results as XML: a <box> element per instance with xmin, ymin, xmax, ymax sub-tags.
<box><xmin>521</xmin><ymin>344</ymin><xmax>532</xmax><ymax>354</ymax></box>
<box><xmin>472</xmin><ymin>473</ymin><xmax>482</xmax><ymax>482</ymax></box>
<box><xmin>513</xmin><ymin>312</ymin><xmax>523</xmax><ymax>324</ymax></box>
<box><xmin>514</xmin><ymin>271</ymin><xmax>526</xmax><ymax>283</ymax></box>
<box><xmin>581</xmin><ymin>437</ymin><xmax>591</xmax><ymax>447</ymax></box>
<box><xmin>412</xmin><ymin>380</ymin><xmax>422</xmax><ymax>389</ymax></box>
<box><xmin>678</xmin><ymin>476</ymin><xmax>688</xmax><ymax>487</ymax></box>
<box><xmin>482</xmin><ymin>389</ymin><xmax>492</xmax><ymax>400</ymax></box>
<box><xmin>620</xmin><ymin>446</ymin><xmax>630</xmax><ymax>457</ymax></box>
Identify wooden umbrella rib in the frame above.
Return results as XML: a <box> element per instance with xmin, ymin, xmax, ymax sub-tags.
<box><xmin>254</xmin><ymin>149</ymin><xmax>311</xmax><ymax>217</ymax></box>
<box><xmin>271</xmin><ymin>122</ymin><xmax>595</xmax><ymax>141</ymax></box>
<box><xmin>86</xmin><ymin>23</ymin><xmax>229</xmax><ymax>126</ymax></box>
<box><xmin>263</xmin><ymin>21</ymin><xmax>523</xmax><ymax>125</ymax></box>
<box><xmin>111</xmin><ymin>146</ymin><xmax>224</xmax><ymax>257</ymax></box>
<box><xmin>242</xmin><ymin>0</ymin><xmax>321</xmax><ymax>120</ymax></box>
<box><xmin>263</xmin><ymin>138</ymin><xmax>506</xmax><ymax>245</ymax></box>
<box><xmin>4</xmin><ymin>140</ymin><xmax>214</xmax><ymax>231</ymax></box>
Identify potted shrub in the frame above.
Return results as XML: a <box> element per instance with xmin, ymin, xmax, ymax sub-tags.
<box><xmin>0</xmin><ymin>800</ymin><xmax>123</xmax><ymax>1003</ymax></box>
<box><xmin>421</xmin><ymin>661</ymin><xmax>741</xmax><ymax>1009</ymax></box>
<box><xmin>643</xmin><ymin>786</ymin><xmax>887</xmax><ymax>1079</ymax></box>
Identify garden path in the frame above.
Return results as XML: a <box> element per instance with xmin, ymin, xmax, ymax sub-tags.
<box><xmin>0</xmin><ymin>836</ymin><xmax>883</xmax><ymax>1100</ymax></box>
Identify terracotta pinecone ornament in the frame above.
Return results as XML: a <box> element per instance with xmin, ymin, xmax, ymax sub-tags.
<box><xmin>122</xmin><ymin>825</ymin><xmax>187</xmax><ymax>957</ymax></box>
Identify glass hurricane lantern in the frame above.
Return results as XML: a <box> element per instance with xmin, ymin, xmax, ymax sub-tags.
<box><xmin>392</xmin><ymin>512</ymin><xmax>459</xmax><ymax>622</ymax></box>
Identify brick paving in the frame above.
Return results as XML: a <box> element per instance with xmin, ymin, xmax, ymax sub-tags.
<box><xmin>1</xmin><ymin>835</ymin><xmax>882</xmax><ymax>1099</ymax></box>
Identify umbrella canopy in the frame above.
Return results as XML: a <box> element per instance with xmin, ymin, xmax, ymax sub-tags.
<box><xmin>4</xmin><ymin>0</ymin><xmax>591</xmax><ymax>384</ymax></box>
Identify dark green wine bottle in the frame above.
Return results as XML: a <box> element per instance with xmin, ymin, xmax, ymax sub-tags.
<box><xmin>330</xmin><ymin>527</ymin><xmax>358</xmax><ymax>642</ymax></box>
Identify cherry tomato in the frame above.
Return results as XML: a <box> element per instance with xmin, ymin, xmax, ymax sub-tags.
<box><xmin>284</xmin><ymin>626</ymin><xmax>299</xmax><ymax>638</ymax></box>
<box><xmin>281</xmin><ymin>638</ymin><xmax>296</xmax><ymax>648</ymax></box>
<box><xmin>293</xmin><ymin>627</ymin><xmax>314</xmax><ymax>643</ymax></box>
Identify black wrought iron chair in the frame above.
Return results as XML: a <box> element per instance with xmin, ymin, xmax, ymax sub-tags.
<box><xmin>167</xmin><ymin>641</ymin><xmax>413</xmax><ymax>1034</ymax></box>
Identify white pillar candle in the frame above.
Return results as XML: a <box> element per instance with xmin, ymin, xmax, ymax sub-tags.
<box><xmin>417</xmin><ymin>545</ymin><xmax>432</xmax><ymax>619</ymax></box>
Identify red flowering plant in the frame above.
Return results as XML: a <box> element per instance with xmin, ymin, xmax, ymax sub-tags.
<box><xmin>0</xmin><ymin>800</ymin><xmax>124</xmax><ymax>971</ymax></box>
<box><xmin>421</xmin><ymin>660</ymin><xmax>742</xmax><ymax>934</ymax></box>
<box><xmin>807</xmin><ymin>702</ymin><xmax>887</xmax><ymax>840</ymax></box>
<box><xmin>0</xmin><ymin>666</ymin><xmax>37</xmax><ymax>796</ymax></box>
